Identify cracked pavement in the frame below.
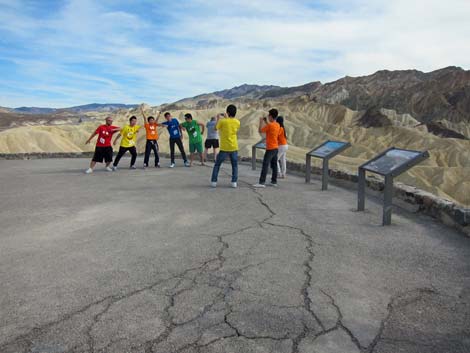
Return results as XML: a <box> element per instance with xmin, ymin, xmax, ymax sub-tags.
<box><xmin>0</xmin><ymin>158</ymin><xmax>469</xmax><ymax>353</ymax></box>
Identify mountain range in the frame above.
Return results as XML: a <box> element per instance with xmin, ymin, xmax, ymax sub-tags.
<box><xmin>3</xmin><ymin>103</ymin><xmax>138</xmax><ymax>114</ymax></box>
<box><xmin>172</xmin><ymin>66</ymin><xmax>470</xmax><ymax>125</ymax></box>
<box><xmin>2</xmin><ymin>66</ymin><xmax>469</xmax><ymax>128</ymax></box>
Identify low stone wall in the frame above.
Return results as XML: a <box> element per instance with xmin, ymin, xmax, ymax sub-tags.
<box><xmin>0</xmin><ymin>152</ymin><xmax>95</xmax><ymax>160</ymax></box>
<box><xmin>1</xmin><ymin>153</ymin><xmax>468</xmax><ymax>236</ymax></box>
<box><xmin>0</xmin><ymin>152</ymin><xmax>172</xmax><ymax>160</ymax></box>
<box><xmin>241</xmin><ymin>157</ymin><xmax>470</xmax><ymax>237</ymax></box>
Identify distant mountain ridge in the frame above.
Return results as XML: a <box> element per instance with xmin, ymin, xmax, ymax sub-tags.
<box><xmin>4</xmin><ymin>66</ymin><xmax>470</xmax><ymax>128</ymax></box>
<box><xmin>172</xmin><ymin>66</ymin><xmax>470</xmax><ymax>127</ymax></box>
<box><xmin>11</xmin><ymin>103</ymin><xmax>138</xmax><ymax>114</ymax></box>
<box><xmin>311</xmin><ymin>66</ymin><xmax>470</xmax><ymax>124</ymax></box>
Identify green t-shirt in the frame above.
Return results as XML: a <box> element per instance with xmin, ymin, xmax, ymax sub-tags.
<box><xmin>181</xmin><ymin>120</ymin><xmax>202</xmax><ymax>144</ymax></box>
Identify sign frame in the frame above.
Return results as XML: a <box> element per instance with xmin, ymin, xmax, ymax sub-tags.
<box><xmin>251</xmin><ymin>139</ymin><xmax>266</xmax><ymax>170</ymax></box>
<box><xmin>357</xmin><ymin>147</ymin><xmax>430</xmax><ymax>226</ymax></box>
<box><xmin>305</xmin><ymin>140</ymin><xmax>351</xmax><ymax>190</ymax></box>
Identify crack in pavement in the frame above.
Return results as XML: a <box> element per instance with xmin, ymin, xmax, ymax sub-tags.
<box><xmin>1</xmin><ymin>261</ymin><xmax>223</xmax><ymax>352</ymax></box>
<box><xmin>237</xmin><ymin>176</ymin><xmax>329</xmax><ymax>352</ymax></box>
<box><xmin>316</xmin><ymin>289</ymin><xmax>365</xmax><ymax>351</ymax></box>
<box><xmin>366</xmin><ymin>287</ymin><xmax>437</xmax><ymax>353</ymax></box>
<box><xmin>2</xmin><ymin>168</ymin><xmax>410</xmax><ymax>353</ymax></box>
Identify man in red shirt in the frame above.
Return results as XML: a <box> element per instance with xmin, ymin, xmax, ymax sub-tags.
<box><xmin>253</xmin><ymin>108</ymin><xmax>282</xmax><ymax>188</ymax></box>
<box><xmin>84</xmin><ymin>116</ymin><xmax>120</xmax><ymax>174</ymax></box>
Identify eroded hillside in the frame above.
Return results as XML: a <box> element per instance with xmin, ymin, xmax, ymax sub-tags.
<box><xmin>1</xmin><ymin>99</ymin><xmax>469</xmax><ymax>206</ymax></box>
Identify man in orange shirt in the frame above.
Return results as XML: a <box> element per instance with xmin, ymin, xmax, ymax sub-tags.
<box><xmin>141</xmin><ymin>107</ymin><xmax>161</xmax><ymax>168</ymax></box>
<box><xmin>253</xmin><ymin>108</ymin><xmax>282</xmax><ymax>188</ymax></box>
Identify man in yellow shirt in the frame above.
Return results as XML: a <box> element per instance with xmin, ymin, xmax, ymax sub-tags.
<box><xmin>210</xmin><ymin>104</ymin><xmax>240</xmax><ymax>188</ymax></box>
<box><xmin>112</xmin><ymin>116</ymin><xmax>141</xmax><ymax>170</ymax></box>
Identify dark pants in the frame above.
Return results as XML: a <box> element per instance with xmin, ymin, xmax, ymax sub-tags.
<box><xmin>113</xmin><ymin>146</ymin><xmax>137</xmax><ymax>167</ymax></box>
<box><xmin>144</xmin><ymin>140</ymin><xmax>160</xmax><ymax>166</ymax></box>
<box><xmin>169</xmin><ymin>138</ymin><xmax>187</xmax><ymax>163</ymax></box>
<box><xmin>211</xmin><ymin>151</ymin><xmax>238</xmax><ymax>183</ymax></box>
<box><xmin>259</xmin><ymin>149</ymin><xmax>278</xmax><ymax>184</ymax></box>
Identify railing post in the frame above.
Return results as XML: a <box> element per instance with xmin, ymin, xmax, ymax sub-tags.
<box><xmin>305</xmin><ymin>154</ymin><xmax>311</xmax><ymax>183</ymax></box>
<box><xmin>357</xmin><ymin>167</ymin><xmax>366</xmax><ymax>211</ymax></box>
<box><xmin>322</xmin><ymin>159</ymin><xmax>329</xmax><ymax>191</ymax></box>
<box><xmin>382</xmin><ymin>175</ymin><xmax>393</xmax><ymax>226</ymax></box>
<box><xmin>252</xmin><ymin>146</ymin><xmax>257</xmax><ymax>170</ymax></box>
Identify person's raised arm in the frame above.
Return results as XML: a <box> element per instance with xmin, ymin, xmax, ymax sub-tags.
<box><xmin>178</xmin><ymin>123</ymin><xmax>184</xmax><ymax>140</ymax></box>
<box><xmin>113</xmin><ymin>133</ymin><xmax>121</xmax><ymax>146</ymax></box>
<box><xmin>198</xmin><ymin>122</ymin><xmax>205</xmax><ymax>135</ymax></box>
<box><xmin>85</xmin><ymin>131</ymin><xmax>98</xmax><ymax>144</ymax></box>
<box><xmin>156</xmin><ymin>111</ymin><xmax>161</xmax><ymax>123</ymax></box>
<box><xmin>214</xmin><ymin>113</ymin><xmax>223</xmax><ymax>131</ymax></box>
<box><xmin>259</xmin><ymin>117</ymin><xmax>267</xmax><ymax>133</ymax></box>
<box><xmin>140</xmin><ymin>106</ymin><xmax>147</xmax><ymax>125</ymax></box>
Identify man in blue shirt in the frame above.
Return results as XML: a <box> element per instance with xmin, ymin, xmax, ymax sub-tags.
<box><xmin>159</xmin><ymin>112</ymin><xmax>189</xmax><ymax>168</ymax></box>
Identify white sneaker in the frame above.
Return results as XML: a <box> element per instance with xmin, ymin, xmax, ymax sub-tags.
<box><xmin>130</xmin><ymin>165</ymin><xmax>137</xmax><ymax>169</ymax></box>
<box><xmin>269</xmin><ymin>182</ymin><xmax>278</xmax><ymax>187</ymax></box>
<box><xmin>105</xmin><ymin>167</ymin><xmax>113</xmax><ymax>172</ymax></box>
<box><xmin>170</xmin><ymin>163</ymin><xmax>175</xmax><ymax>168</ymax></box>
<box><xmin>253</xmin><ymin>183</ymin><xmax>266</xmax><ymax>188</ymax></box>
<box><xmin>85</xmin><ymin>168</ymin><xmax>93</xmax><ymax>174</ymax></box>
<box><xmin>184</xmin><ymin>161</ymin><xmax>191</xmax><ymax>167</ymax></box>
<box><xmin>231</xmin><ymin>182</ymin><xmax>238</xmax><ymax>188</ymax></box>
<box><xmin>112</xmin><ymin>166</ymin><xmax>117</xmax><ymax>171</ymax></box>
<box><xmin>211</xmin><ymin>182</ymin><xmax>217</xmax><ymax>188</ymax></box>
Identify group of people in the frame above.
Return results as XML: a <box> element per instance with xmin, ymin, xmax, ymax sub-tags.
<box><xmin>85</xmin><ymin>104</ymin><xmax>289</xmax><ymax>188</ymax></box>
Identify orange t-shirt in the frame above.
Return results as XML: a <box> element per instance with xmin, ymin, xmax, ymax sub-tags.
<box><xmin>278</xmin><ymin>127</ymin><xmax>287</xmax><ymax>146</ymax></box>
<box><xmin>261</xmin><ymin>122</ymin><xmax>281</xmax><ymax>150</ymax></box>
<box><xmin>145</xmin><ymin>123</ymin><xmax>158</xmax><ymax>140</ymax></box>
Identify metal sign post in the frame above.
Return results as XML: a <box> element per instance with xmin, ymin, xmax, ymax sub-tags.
<box><xmin>305</xmin><ymin>140</ymin><xmax>351</xmax><ymax>191</ymax></box>
<box><xmin>251</xmin><ymin>139</ymin><xmax>266</xmax><ymax>170</ymax></box>
<box><xmin>357</xmin><ymin>147</ymin><xmax>430</xmax><ymax>226</ymax></box>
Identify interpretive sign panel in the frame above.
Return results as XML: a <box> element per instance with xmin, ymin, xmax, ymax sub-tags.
<box><xmin>306</xmin><ymin>140</ymin><xmax>351</xmax><ymax>190</ymax></box>
<box><xmin>358</xmin><ymin>147</ymin><xmax>429</xmax><ymax>225</ymax></box>
<box><xmin>308</xmin><ymin>140</ymin><xmax>350</xmax><ymax>159</ymax></box>
<box><xmin>362</xmin><ymin>149</ymin><xmax>424</xmax><ymax>176</ymax></box>
<box><xmin>254</xmin><ymin>140</ymin><xmax>266</xmax><ymax>150</ymax></box>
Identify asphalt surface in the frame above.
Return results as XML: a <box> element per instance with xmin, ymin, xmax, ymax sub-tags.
<box><xmin>0</xmin><ymin>158</ymin><xmax>469</xmax><ymax>353</ymax></box>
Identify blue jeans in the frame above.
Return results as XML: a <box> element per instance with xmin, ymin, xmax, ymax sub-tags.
<box><xmin>211</xmin><ymin>151</ymin><xmax>238</xmax><ymax>183</ymax></box>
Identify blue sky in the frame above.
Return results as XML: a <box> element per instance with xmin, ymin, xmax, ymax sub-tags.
<box><xmin>0</xmin><ymin>0</ymin><xmax>469</xmax><ymax>108</ymax></box>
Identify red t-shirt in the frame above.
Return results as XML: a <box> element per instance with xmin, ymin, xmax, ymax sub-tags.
<box><xmin>95</xmin><ymin>125</ymin><xmax>119</xmax><ymax>147</ymax></box>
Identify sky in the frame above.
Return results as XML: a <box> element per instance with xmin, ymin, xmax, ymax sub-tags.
<box><xmin>0</xmin><ymin>0</ymin><xmax>469</xmax><ymax>108</ymax></box>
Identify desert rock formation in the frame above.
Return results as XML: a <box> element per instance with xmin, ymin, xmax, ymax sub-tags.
<box><xmin>1</xmin><ymin>68</ymin><xmax>469</xmax><ymax>206</ymax></box>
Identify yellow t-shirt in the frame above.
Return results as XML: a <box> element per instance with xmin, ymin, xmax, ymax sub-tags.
<box><xmin>120</xmin><ymin>125</ymin><xmax>141</xmax><ymax>148</ymax></box>
<box><xmin>216</xmin><ymin>118</ymin><xmax>240</xmax><ymax>152</ymax></box>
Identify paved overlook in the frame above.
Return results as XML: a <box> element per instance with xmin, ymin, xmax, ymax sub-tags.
<box><xmin>0</xmin><ymin>158</ymin><xmax>469</xmax><ymax>353</ymax></box>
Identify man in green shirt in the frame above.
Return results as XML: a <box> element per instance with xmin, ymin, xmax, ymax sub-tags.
<box><xmin>181</xmin><ymin>113</ymin><xmax>205</xmax><ymax>166</ymax></box>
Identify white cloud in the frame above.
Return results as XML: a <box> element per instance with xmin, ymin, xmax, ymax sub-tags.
<box><xmin>0</xmin><ymin>0</ymin><xmax>469</xmax><ymax>107</ymax></box>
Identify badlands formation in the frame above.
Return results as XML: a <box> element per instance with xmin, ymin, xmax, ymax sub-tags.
<box><xmin>0</xmin><ymin>67</ymin><xmax>469</xmax><ymax>206</ymax></box>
